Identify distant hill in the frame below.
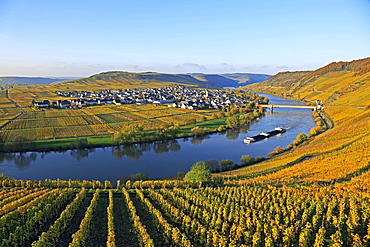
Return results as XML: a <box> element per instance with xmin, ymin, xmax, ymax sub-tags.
<box><xmin>243</xmin><ymin>57</ymin><xmax>370</xmax><ymax>106</ymax></box>
<box><xmin>64</xmin><ymin>71</ymin><xmax>271</xmax><ymax>89</ymax></box>
<box><xmin>0</xmin><ymin>77</ymin><xmax>79</xmax><ymax>85</ymax></box>
<box><xmin>221</xmin><ymin>73</ymin><xmax>272</xmax><ymax>85</ymax></box>
<box><xmin>0</xmin><ymin>72</ymin><xmax>270</xmax><ymax>88</ymax></box>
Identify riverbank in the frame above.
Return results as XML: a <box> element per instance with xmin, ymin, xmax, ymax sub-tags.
<box><xmin>0</xmin><ymin>110</ymin><xmax>261</xmax><ymax>153</ymax></box>
<box><xmin>0</xmin><ymin>93</ymin><xmax>317</xmax><ymax>182</ymax></box>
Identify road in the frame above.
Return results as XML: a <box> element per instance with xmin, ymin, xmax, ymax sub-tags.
<box><xmin>0</xmin><ymin>89</ymin><xmax>26</xmax><ymax>130</ymax></box>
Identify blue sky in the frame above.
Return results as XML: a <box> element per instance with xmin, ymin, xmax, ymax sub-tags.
<box><xmin>0</xmin><ymin>0</ymin><xmax>369</xmax><ymax>77</ymax></box>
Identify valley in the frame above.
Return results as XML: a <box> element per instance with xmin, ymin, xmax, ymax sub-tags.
<box><xmin>0</xmin><ymin>57</ymin><xmax>370</xmax><ymax>246</ymax></box>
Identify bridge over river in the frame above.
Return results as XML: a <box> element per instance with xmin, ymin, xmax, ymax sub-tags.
<box><xmin>258</xmin><ymin>104</ymin><xmax>323</xmax><ymax>111</ymax></box>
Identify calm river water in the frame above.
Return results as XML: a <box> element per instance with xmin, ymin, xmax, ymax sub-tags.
<box><xmin>0</xmin><ymin>93</ymin><xmax>315</xmax><ymax>181</ymax></box>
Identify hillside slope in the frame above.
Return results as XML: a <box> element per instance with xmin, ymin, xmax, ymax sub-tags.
<box><xmin>226</xmin><ymin>57</ymin><xmax>370</xmax><ymax>191</ymax></box>
<box><xmin>60</xmin><ymin>71</ymin><xmax>271</xmax><ymax>90</ymax></box>
<box><xmin>222</xmin><ymin>73</ymin><xmax>271</xmax><ymax>85</ymax></box>
<box><xmin>243</xmin><ymin>57</ymin><xmax>370</xmax><ymax>106</ymax></box>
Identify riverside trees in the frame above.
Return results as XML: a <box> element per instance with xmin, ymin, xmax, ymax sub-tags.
<box><xmin>184</xmin><ymin>161</ymin><xmax>212</xmax><ymax>182</ymax></box>
<box><xmin>113</xmin><ymin>124</ymin><xmax>144</xmax><ymax>144</ymax></box>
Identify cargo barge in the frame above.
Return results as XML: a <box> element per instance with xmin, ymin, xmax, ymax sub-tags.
<box><xmin>243</xmin><ymin>127</ymin><xmax>286</xmax><ymax>144</ymax></box>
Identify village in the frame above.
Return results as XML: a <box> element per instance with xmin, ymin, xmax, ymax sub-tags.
<box><xmin>33</xmin><ymin>85</ymin><xmax>252</xmax><ymax>110</ymax></box>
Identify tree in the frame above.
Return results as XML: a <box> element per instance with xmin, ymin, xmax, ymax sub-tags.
<box><xmin>205</xmin><ymin>159</ymin><xmax>220</xmax><ymax>172</ymax></box>
<box><xmin>229</xmin><ymin>107</ymin><xmax>240</xmax><ymax>116</ymax></box>
<box><xmin>226</xmin><ymin>116</ymin><xmax>240</xmax><ymax>128</ymax></box>
<box><xmin>70</xmin><ymin>138</ymin><xmax>88</xmax><ymax>148</ymax></box>
<box><xmin>217</xmin><ymin>125</ymin><xmax>227</xmax><ymax>132</ymax></box>
<box><xmin>253</xmin><ymin>109</ymin><xmax>262</xmax><ymax>118</ymax></box>
<box><xmin>310</xmin><ymin>126</ymin><xmax>323</xmax><ymax>136</ymax></box>
<box><xmin>240</xmin><ymin>155</ymin><xmax>255</xmax><ymax>166</ymax></box>
<box><xmin>113</xmin><ymin>123</ymin><xmax>144</xmax><ymax>144</ymax></box>
<box><xmin>176</xmin><ymin>172</ymin><xmax>186</xmax><ymax>179</ymax></box>
<box><xmin>4</xmin><ymin>136</ymin><xmax>30</xmax><ymax>151</ymax></box>
<box><xmin>296</xmin><ymin>133</ymin><xmax>308</xmax><ymax>144</ymax></box>
<box><xmin>155</xmin><ymin>123</ymin><xmax>179</xmax><ymax>139</ymax></box>
<box><xmin>167</xmin><ymin>125</ymin><xmax>180</xmax><ymax>138</ymax></box>
<box><xmin>184</xmin><ymin>161</ymin><xmax>212</xmax><ymax>182</ymax></box>
<box><xmin>240</xmin><ymin>114</ymin><xmax>254</xmax><ymax>124</ymax></box>
<box><xmin>274</xmin><ymin>146</ymin><xmax>285</xmax><ymax>153</ymax></box>
<box><xmin>245</xmin><ymin>102</ymin><xmax>255</xmax><ymax>112</ymax></box>
<box><xmin>220</xmin><ymin>159</ymin><xmax>235</xmax><ymax>171</ymax></box>
<box><xmin>191</xmin><ymin>127</ymin><xmax>209</xmax><ymax>136</ymax></box>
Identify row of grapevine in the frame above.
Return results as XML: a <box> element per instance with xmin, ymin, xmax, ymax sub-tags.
<box><xmin>0</xmin><ymin>189</ymin><xmax>63</xmax><ymax>240</ymax></box>
<box><xmin>106</xmin><ymin>190</ymin><xmax>116</xmax><ymax>247</ymax></box>
<box><xmin>0</xmin><ymin>188</ymin><xmax>46</xmax><ymax>216</ymax></box>
<box><xmin>122</xmin><ymin>188</ymin><xmax>154</xmax><ymax>246</ymax></box>
<box><xmin>0</xmin><ymin>187</ymin><xmax>29</xmax><ymax>202</ymax></box>
<box><xmin>0</xmin><ymin>178</ymin><xmax>209</xmax><ymax>190</ymax></box>
<box><xmin>147</xmin><ymin>188</ymin><xmax>229</xmax><ymax>246</ymax></box>
<box><xmin>0</xmin><ymin>108</ymin><xmax>22</xmax><ymax>120</ymax></box>
<box><xmin>69</xmin><ymin>189</ymin><xmax>100</xmax><ymax>247</ymax></box>
<box><xmin>82</xmin><ymin>114</ymin><xmax>106</xmax><ymax>125</ymax></box>
<box><xmin>32</xmin><ymin>189</ymin><xmax>87</xmax><ymax>246</ymax></box>
<box><xmin>1</xmin><ymin>189</ymin><xmax>75</xmax><ymax>246</ymax></box>
<box><xmin>0</xmin><ymin>186</ymin><xmax>369</xmax><ymax>246</ymax></box>
<box><xmin>3</xmin><ymin>118</ymin><xmax>59</xmax><ymax>130</ymax></box>
<box><xmin>156</xmin><ymin>186</ymin><xmax>370</xmax><ymax>246</ymax></box>
<box><xmin>135</xmin><ymin>189</ymin><xmax>193</xmax><ymax>246</ymax></box>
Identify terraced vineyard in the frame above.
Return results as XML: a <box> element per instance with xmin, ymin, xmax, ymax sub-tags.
<box><xmin>1</xmin><ymin>185</ymin><xmax>369</xmax><ymax>246</ymax></box>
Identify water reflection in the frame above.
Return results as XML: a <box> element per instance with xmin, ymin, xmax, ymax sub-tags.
<box><xmin>153</xmin><ymin>140</ymin><xmax>181</xmax><ymax>153</ymax></box>
<box><xmin>0</xmin><ymin>152</ymin><xmax>38</xmax><ymax>169</ymax></box>
<box><xmin>168</xmin><ymin>140</ymin><xmax>181</xmax><ymax>152</ymax></box>
<box><xmin>111</xmin><ymin>140</ymin><xmax>182</xmax><ymax>160</ymax></box>
<box><xmin>112</xmin><ymin>145</ymin><xmax>143</xmax><ymax>160</ymax></box>
<box><xmin>0</xmin><ymin>153</ymin><xmax>13</xmax><ymax>163</ymax></box>
<box><xmin>70</xmin><ymin>148</ymin><xmax>95</xmax><ymax>161</ymax></box>
<box><xmin>226</xmin><ymin>129</ymin><xmax>239</xmax><ymax>140</ymax></box>
<box><xmin>153</xmin><ymin>142</ymin><xmax>170</xmax><ymax>154</ymax></box>
<box><xmin>190</xmin><ymin>135</ymin><xmax>210</xmax><ymax>145</ymax></box>
<box><xmin>112</xmin><ymin>140</ymin><xmax>181</xmax><ymax>160</ymax></box>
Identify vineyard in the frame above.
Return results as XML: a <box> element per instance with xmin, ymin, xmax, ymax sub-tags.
<box><xmin>225</xmin><ymin>57</ymin><xmax>370</xmax><ymax>188</ymax></box>
<box><xmin>220</xmin><ymin>105</ymin><xmax>370</xmax><ymax>186</ymax></box>
<box><xmin>0</xmin><ymin>185</ymin><xmax>369</xmax><ymax>247</ymax></box>
<box><xmin>0</xmin><ymin>104</ymin><xmax>218</xmax><ymax>142</ymax></box>
<box><xmin>1</xmin><ymin>58</ymin><xmax>370</xmax><ymax>246</ymax></box>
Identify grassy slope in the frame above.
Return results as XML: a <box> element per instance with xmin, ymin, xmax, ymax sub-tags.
<box><xmin>223</xmin><ymin>57</ymin><xmax>370</xmax><ymax>191</ymax></box>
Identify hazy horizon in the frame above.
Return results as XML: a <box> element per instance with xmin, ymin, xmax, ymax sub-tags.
<box><xmin>1</xmin><ymin>0</ymin><xmax>369</xmax><ymax>77</ymax></box>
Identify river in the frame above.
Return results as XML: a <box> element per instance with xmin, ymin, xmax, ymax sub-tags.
<box><xmin>0</xmin><ymin>93</ymin><xmax>315</xmax><ymax>182</ymax></box>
